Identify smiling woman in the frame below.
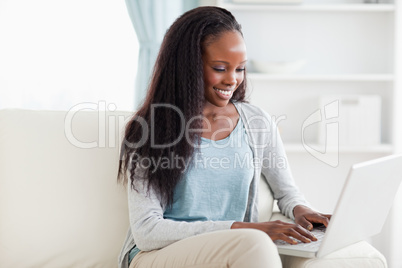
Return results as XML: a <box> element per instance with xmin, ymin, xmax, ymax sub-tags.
<box><xmin>0</xmin><ymin>0</ymin><xmax>138</xmax><ymax>111</ymax></box>
<box><xmin>117</xmin><ymin>6</ymin><xmax>330</xmax><ymax>268</ymax></box>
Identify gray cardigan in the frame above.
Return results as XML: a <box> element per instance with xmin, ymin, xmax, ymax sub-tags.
<box><xmin>118</xmin><ymin>101</ymin><xmax>309</xmax><ymax>268</ymax></box>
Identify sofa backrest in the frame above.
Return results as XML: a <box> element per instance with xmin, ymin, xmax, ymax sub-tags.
<box><xmin>0</xmin><ymin>109</ymin><xmax>133</xmax><ymax>268</ymax></box>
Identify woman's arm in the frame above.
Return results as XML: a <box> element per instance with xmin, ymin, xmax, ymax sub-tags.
<box><xmin>128</xmin><ymin>176</ymin><xmax>233</xmax><ymax>251</ymax></box>
<box><xmin>251</xmin><ymin>107</ymin><xmax>331</xmax><ymax>241</ymax></box>
<box><xmin>259</xmin><ymin>119</ymin><xmax>309</xmax><ymax>219</ymax></box>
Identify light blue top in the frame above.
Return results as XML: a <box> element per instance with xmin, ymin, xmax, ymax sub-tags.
<box><xmin>164</xmin><ymin>116</ymin><xmax>253</xmax><ymax>222</ymax></box>
<box><xmin>129</xmin><ymin>116</ymin><xmax>254</xmax><ymax>264</ymax></box>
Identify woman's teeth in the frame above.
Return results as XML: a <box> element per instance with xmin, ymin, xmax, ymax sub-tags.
<box><xmin>214</xmin><ymin>87</ymin><xmax>232</xmax><ymax>96</ymax></box>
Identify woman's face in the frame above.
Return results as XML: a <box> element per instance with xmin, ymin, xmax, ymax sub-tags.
<box><xmin>202</xmin><ymin>31</ymin><xmax>247</xmax><ymax>108</ymax></box>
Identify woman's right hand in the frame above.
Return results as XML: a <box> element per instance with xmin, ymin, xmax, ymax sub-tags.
<box><xmin>231</xmin><ymin>220</ymin><xmax>317</xmax><ymax>245</ymax></box>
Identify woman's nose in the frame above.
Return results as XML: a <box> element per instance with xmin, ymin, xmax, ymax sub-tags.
<box><xmin>223</xmin><ymin>71</ymin><xmax>237</xmax><ymax>87</ymax></box>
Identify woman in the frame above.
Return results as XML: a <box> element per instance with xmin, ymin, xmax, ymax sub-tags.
<box><xmin>118</xmin><ymin>6</ymin><xmax>330</xmax><ymax>268</ymax></box>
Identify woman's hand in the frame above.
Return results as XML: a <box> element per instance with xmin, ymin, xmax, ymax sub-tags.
<box><xmin>293</xmin><ymin>205</ymin><xmax>331</xmax><ymax>231</ymax></box>
<box><xmin>231</xmin><ymin>220</ymin><xmax>317</xmax><ymax>245</ymax></box>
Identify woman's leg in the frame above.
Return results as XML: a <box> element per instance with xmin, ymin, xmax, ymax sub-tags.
<box><xmin>130</xmin><ymin>229</ymin><xmax>282</xmax><ymax>268</ymax></box>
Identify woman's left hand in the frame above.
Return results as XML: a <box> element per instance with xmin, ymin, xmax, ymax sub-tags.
<box><xmin>293</xmin><ymin>205</ymin><xmax>331</xmax><ymax>231</ymax></box>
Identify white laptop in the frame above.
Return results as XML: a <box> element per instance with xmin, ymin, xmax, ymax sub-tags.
<box><xmin>275</xmin><ymin>154</ymin><xmax>402</xmax><ymax>258</ymax></box>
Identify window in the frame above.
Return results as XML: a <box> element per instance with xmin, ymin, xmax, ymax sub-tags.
<box><xmin>0</xmin><ymin>0</ymin><xmax>139</xmax><ymax>111</ymax></box>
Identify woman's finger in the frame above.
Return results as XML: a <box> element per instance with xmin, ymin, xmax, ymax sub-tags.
<box><xmin>264</xmin><ymin>220</ymin><xmax>319</xmax><ymax>244</ymax></box>
<box><xmin>306</xmin><ymin>213</ymin><xmax>330</xmax><ymax>227</ymax></box>
<box><xmin>322</xmin><ymin>214</ymin><xmax>332</xmax><ymax>220</ymax></box>
<box><xmin>296</xmin><ymin>216</ymin><xmax>314</xmax><ymax>231</ymax></box>
<box><xmin>276</xmin><ymin>233</ymin><xmax>298</xmax><ymax>245</ymax></box>
<box><xmin>286</xmin><ymin>228</ymin><xmax>313</xmax><ymax>243</ymax></box>
<box><xmin>293</xmin><ymin>225</ymin><xmax>317</xmax><ymax>241</ymax></box>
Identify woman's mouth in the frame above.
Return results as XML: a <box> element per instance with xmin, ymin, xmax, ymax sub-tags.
<box><xmin>213</xmin><ymin>87</ymin><xmax>233</xmax><ymax>99</ymax></box>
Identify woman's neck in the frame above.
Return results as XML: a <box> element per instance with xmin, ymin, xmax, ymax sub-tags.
<box><xmin>203</xmin><ymin>101</ymin><xmax>234</xmax><ymax>119</ymax></box>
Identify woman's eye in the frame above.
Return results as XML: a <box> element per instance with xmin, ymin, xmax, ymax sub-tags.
<box><xmin>212</xmin><ymin>67</ymin><xmax>245</xmax><ymax>72</ymax></box>
<box><xmin>213</xmin><ymin>68</ymin><xmax>225</xmax><ymax>72</ymax></box>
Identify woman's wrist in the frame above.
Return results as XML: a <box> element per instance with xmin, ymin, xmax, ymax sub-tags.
<box><xmin>293</xmin><ymin>205</ymin><xmax>310</xmax><ymax>218</ymax></box>
<box><xmin>231</xmin><ymin>221</ymin><xmax>253</xmax><ymax>229</ymax></box>
<box><xmin>231</xmin><ymin>222</ymin><xmax>242</xmax><ymax>229</ymax></box>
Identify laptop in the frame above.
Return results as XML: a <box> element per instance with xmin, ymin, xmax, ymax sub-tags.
<box><xmin>275</xmin><ymin>154</ymin><xmax>402</xmax><ymax>258</ymax></box>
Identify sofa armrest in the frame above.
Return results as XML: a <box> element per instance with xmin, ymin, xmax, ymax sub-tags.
<box><xmin>0</xmin><ymin>109</ymin><xmax>132</xmax><ymax>268</ymax></box>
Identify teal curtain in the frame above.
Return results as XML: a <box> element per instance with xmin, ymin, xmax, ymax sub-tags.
<box><xmin>125</xmin><ymin>0</ymin><xmax>199</xmax><ymax>109</ymax></box>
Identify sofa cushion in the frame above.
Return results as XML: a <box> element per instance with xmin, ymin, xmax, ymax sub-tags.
<box><xmin>0</xmin><ymin>109</ymin><xmax>132</xmax><ymax>268</ymax></box>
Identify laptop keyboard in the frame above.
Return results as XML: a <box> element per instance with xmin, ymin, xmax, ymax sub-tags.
<box><xmin>274</xmin><ymin>225</ymin><xmax>326</xmax><ymax>251</ymax></box>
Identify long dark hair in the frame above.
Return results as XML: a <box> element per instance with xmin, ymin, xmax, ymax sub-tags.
<box><xmin>117</xmin><ymin>6</ymin><xmax>247</xmax><ymax>207</ymax></box>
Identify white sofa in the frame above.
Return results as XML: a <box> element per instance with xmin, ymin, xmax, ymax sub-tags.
<box><xmin>0</xmin><ymin>109</ymin><xmax>387</xmax><ymax>267</ymax></box>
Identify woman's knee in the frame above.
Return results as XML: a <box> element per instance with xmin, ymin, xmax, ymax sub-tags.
<box><xmin>228</xmin><ymin>229</ymin><xmax>280</xmax><ymax>258</ymax></box>
<box><xmin>228</xmin><ymin>229</ymin><xmax>281</xmax><ymax>268</ymax></box>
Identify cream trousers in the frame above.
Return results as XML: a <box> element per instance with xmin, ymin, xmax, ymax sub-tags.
<box><xmin>129</xmin><ymin>229</ymin><xmax>282</xmax><ymax>268</ymax></box>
